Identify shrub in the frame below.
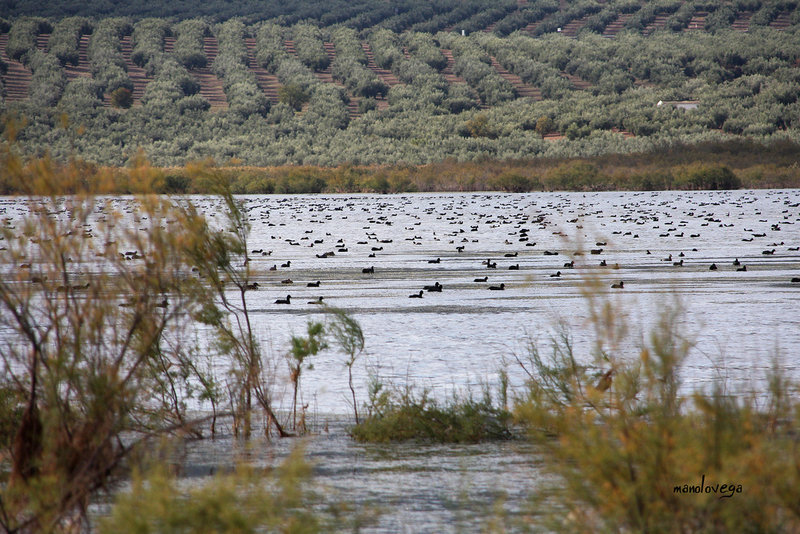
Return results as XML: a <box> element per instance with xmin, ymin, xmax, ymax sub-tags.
<box><xmin>404</xmin><ymin>32</ymin><xmax>447</xmax><ymax>71</ymax></box>
<box><xmin>489</xmin><ymin>172</ymin><xmax>534</xmax><ymax>192</ymax></box>
<box><xmin>514</xmin><ymin>293</ymin><xmax>800</xmax><ymax>532</ymax></box>
<box><xmin>100</xmin><ymin>448</ymin><xmax>326</xmax><ymax>534</ymax></box>
<box><xmin>26</xmin><ymin>48</ymin><xmax>67</xmax><ymax>107</ymax></box>
<box><xmin>331</xmin><ymin>56</ymin><xmax>388</xmax><ymax>98</ymax></box>
<box><xmin>6</xmin><ymin>17</ymin><xmax>50</xmax><ymax>61</ymax></box>
<box><xmin>352</xmin><ymin>385</ymin><xmax>512</xmax><ymax>443</ymax></box>
<box><xmin>331</xmin><ymin>26</ymin><xmax>366</xmax><ymax>64</ymax></box>
<box><xmin>462</xmin><ymin>113</ymin><xmax>498</xmax><ymax>139</ymax></box>
<box><xmin>0</xmin><ymin>155</ymin><xmax>239</xmax><ymax>531</ymax></box>
<box><xmin>254</xmin><ymin>22</ymin><xmax>288</xmax><ymax>73</ymax></box>
<box><xmin>292</xmin><ymin>23</ymin><xmax>330</xmax><ymax>71</ymax></box>
<box><xmin>213</xmin><ymin>20</ymin><xmax>268</xmax><ymax>117</ymax></box>
<box><xmin>131</xmin><ymin>18</ymin><xmax>170</xmax><ymax>70</ymax></box>
<box><xmin>87</xmin><ymin>18</ymin><xmax>134</xmax><ymax>94</ymax></box>
<box><xmin>172</xmin><ymin>19</ymin><xmax>209</xmax><ymax>69</ymax></box>
<box><xmin>278</xmin><ymin>82</ymin><xmax>310</xmax><ymax>110</ymax></box>
<box><xmin>110</xmin><ymin>86</ymin><xmax>133</xmax><ymax>108</ymax></box>
<box><xmin>546</xmin><ymin>161</ymin><xmax>605</xmax><ymax>190</ymax></box>
<box><xmin>677</xmin><ymin>163</ymin><xmax>742</xmax><ymax>190</ymax></box>
<box><xmin>48</xmin><ymin>16</ymin><xmax>92</xmax><ymax>66</ymax></box>
<box><xmin>368</xmin><ymin>28</ymin><xmax>404</xmax><ymax>70</ymax></box>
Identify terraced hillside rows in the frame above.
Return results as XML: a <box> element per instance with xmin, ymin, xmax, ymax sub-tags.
<box><xmin>0</xmin><ymin>34</ymin><xmax>31</xmax><ymax>101</ymax></box>
<box><xmin>110</xmin><ymin>35</ymin><xmax>149</xmax><ymax>106</ymax></box>
<box><xmin>732</xmin><ymin>12</ymin><xmax>752</xmax><ymax>32</ymax></box>
<box><xmin>197</xmin><ymin>38</ymin><xmax>228</xmax><ymax>110</ymax></box>
<box><xmin>487</xmin><ymin>55</ymin><xmax>541</xmax><ymax>100</ymax></box>
<box><xmin>322</xmin><ymin>41</ymin><xmax>361</xmax><ymax>119</ymax></box>
<box><xmin>440</xmin><ymin>48</ymin><xmax>468</xmax><ymax>86</ymax></box>
<box><xmin>361</xmin><ymin>41</ymin><xmax>398</xmax><ymax>108</ymax></box>
<box><xmin>770</xmin><ymin>11</ymin><xmax>794</xmax><ymax>29</ymax></box>
<box><xmin>560</xmin><ymin>15</ymin><xmax>589</xmax><ymax>37</ymax></box>
<box><xmin>244</xmin><ymin>37</ymin><xmax>281</xmax><ymax>105</ymax></box>
<box><xmin>0</xmin><ymin>0</ymin><xmax>797</xmax><ymax>109</ymax></box>
<box><xmin>643</xmin><ymin>14</ymin><xmax>670</xmax><ymax>35</ymax></box>
<box><xmin>162</xmin><ymin>36</ymin><xmax>227</xmax><ymax>110</ymax></box>
<box><xmin>602</xmin><ymin>13</ymin><xmax>633</xmax><ymax>37</ymax></box>
<box><xmin>686</xmin><ymin>12</ymin><xmax>708</xmax><ymax>31</ymax></box>
<box><xmin>283</xmin><ymin>38</ymin><xmax>361</xmax><ymax>119</ymax></box>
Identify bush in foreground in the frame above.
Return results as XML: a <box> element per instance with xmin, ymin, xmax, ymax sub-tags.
<box><xmin>514</xmin><ymin>289</ymin><xmax>800</xmax><ymax>532</ymax></box>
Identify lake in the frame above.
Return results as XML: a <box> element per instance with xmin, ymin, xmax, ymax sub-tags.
<box><xmin>204</xmin><ymin>189</ymin><xmax>800</xmax><ymax>413</ymax></box>
<box><xmin>176</xmin><ymin>189</ymin><xmax>800</xmax><ymax>531</ymax></box>
<box><xmin>3</xmin><ymin>189</ymin><xmax>799</xmax><ymax>531</ymax></box>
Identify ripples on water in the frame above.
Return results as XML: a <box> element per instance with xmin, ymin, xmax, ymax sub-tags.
<box><xmin>3</xmin><ymin>190</ymin><xmax>799</xmax><ymax>531</ymax></box>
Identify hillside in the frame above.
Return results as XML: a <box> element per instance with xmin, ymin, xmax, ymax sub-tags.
<box><xmin>0</xmin><ymin>0</ymin><xmax>799</xmax><ymax>167</ymax></box>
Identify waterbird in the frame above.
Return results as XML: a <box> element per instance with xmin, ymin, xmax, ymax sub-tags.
<box><xmin>409</xmin><ymin>290</ymin><xmax>424</xmax><ymax>298</ymax></box>
<box><xmin>709</xmin><ymin>263</ymin><xmax>718</xmax><ymax>271</ymax></box>
<box><xmin>611</xmin><ymin>281</ymin><xmax>624</xmax><ymax>289</ymax></box>
<box><xmin>550</xmin><ymin>271</ymin><xmax>561</xmax><ymax>278</ymax></box>
<box><xmin>737</xmin><ymin>265</ymin><xmax>747</xmax><ymax>271</ymax></box>
<box><xmin>427</xmin><ymin>258</ymin><xmax>441</xmax><ymax>264</ymax></box>
<box><xmin>508</xmin><ymin>264</ymin><xmax>519</xmax><ymax>270</ymax></box>
<box><xmin>307</xmin><ymin>281</ymin><xmax>321</xmax><ymax>287</ymax></box>
<box><xmin>281</xmin><ymin>279</ymin><xmax>293</xmax><ymax>284</ymax></box>
<box><xmin>308</xmin><ymin>296</ymin><xmax>324</xmax><ymax>304</ymax></box>
<box><xmin>275</xmin><ymin>295</ymin><xmax>291</xmax><ymax>304</ymax></box>
<box><xmin>594</xmin><ymin>370</ymin><xmax>614</xmax><ymax>392</ymax></box>
<box><xmin>733</xmin><ymin>258</ymin><xmax>741</xmax><ymax>266</ymax></box>
<box><xmin>474</xmin><ymin>276</ymin><xmax>488</xmax><ymax>282</ymax></box>
<box><xmin>281</xmin><ymin>260</ymin><xmax>291</xmax><ymax>268</ymax></box>
<box><xmin>488</xmin><ymin>283</ymin><xmax>505</xmax><ymax>290</ymax></box>
<box><xmin>246</xmin><ymin>282</ymin><xmax>259</xmax><ymax>290</ymax></box>
<box><xmin>362</xmin><ymin>266</ymin><xmax>374</xmax><ymax>274</ymax></box>
<box><xmin>423</xmin><ymin>282</ymin><xmax>442</xmax><ymax>292</ymax></box>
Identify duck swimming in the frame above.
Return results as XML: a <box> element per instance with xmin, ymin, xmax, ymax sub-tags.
<box><xmin>423</xmin><ymin>282</ymin><xmax>442</xmax><ymax>292</ymax></box>
<box><xmin>275</xmin><ymin>295</ymin><xmax>291</xmax><ymax>304</ymax></box>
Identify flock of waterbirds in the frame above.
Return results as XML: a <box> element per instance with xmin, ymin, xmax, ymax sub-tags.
<box><xmin>1</xmin><ymin>191</ymin><xmax>798</xmax><ymax>308</ymax></box>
